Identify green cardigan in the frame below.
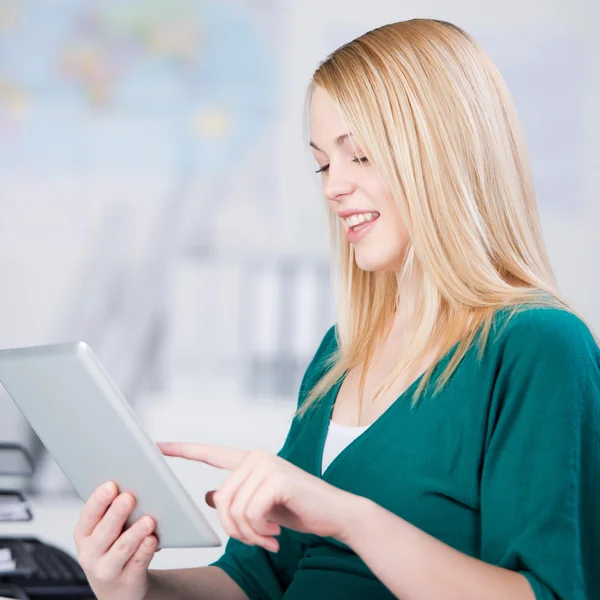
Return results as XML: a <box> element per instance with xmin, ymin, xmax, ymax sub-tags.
<box><xmin>211</xmin><ymin>306</ymin><xmax>600</xmax><ymax>599</ymax></box>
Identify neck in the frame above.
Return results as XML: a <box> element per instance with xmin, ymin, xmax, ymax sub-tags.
<box><xmin>393</xmin><ymin>270</ymin><xmax>420</xmax><ymax>334</ymax></box>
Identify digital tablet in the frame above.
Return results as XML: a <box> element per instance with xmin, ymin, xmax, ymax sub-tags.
<box><xmin>0</xmin><ymin>341</ymin><xmax>221</xmax><ymax>549</ymax></box>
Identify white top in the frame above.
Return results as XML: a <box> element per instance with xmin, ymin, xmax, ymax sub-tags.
<box><xmin>321</xmin><ymin>419</ymin><xmax>371</xmax><ymax>473</ymax></box>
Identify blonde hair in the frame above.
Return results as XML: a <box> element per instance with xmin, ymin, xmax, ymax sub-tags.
<box><xmin>298</xmin><ymin>18</ymin><xmax>583</xmax><ymax>418</ymax></box>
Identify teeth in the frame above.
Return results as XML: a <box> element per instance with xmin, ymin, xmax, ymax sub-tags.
<box><xmin>344</xmin><ymin>212</ymin><xmax>378</xmax><ymax>228</ymax></box>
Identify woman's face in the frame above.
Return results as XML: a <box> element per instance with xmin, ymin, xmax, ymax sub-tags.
<box><xmin>309</xmin><ymin>85</ymin><xmax>409</xmax><ymax>272</ymax></box>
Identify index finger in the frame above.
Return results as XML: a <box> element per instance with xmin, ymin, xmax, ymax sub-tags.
<box><xmin>75</xmin><ymin>481</ymin><xmax>118</xmax><ymax>540</ymax></box>
<box><xmin>157</xmin><ymin>442</ymin><xmax>246</xmax><ymax>470</ymax></box>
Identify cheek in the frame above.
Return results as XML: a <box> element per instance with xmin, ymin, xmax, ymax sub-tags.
<box><xmin>379</xmin><ymin>192</ymin><xmax>407</xmax><ymax>243</ymax></box>
<box><xmin>380</xmin><ymin>214</ymin><xmax>409</xmax><ymax>253</ymax></box>
<box><xmin>379</xmin><ymin>187</ymin><xmax>400</xmax><ymax>215</ymax></box>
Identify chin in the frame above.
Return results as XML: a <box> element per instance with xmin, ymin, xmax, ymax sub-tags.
<box><xmin>354</xmin><ymin>251</ymin><xmax>395</xmax><ymax>272</ymax></box>
<box><xmin>353</xmin><ymin>243</ymin><xmax>407</xmax><ymax>272</ymax></box>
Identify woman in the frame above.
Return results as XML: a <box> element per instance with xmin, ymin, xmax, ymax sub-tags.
<box><xmin>73</xmin><ymin>18</ymin><xmax>600</xmax><ymax>600</ymax></box>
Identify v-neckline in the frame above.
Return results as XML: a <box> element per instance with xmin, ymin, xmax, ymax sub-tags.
<box><xmin>314</xmin><ymin>341</ymin><xmax>461</xmax><ymax>480</ymax></box>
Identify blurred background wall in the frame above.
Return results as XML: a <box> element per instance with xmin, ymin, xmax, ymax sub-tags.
<box><xmin>0</xmin><ymin>0</ymin><xmax>598</xmax><ymax>496</ymax></box>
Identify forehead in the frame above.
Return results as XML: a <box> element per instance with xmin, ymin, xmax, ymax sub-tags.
<box><xmin>309</xmin><ymin>86</ymin><xmax>348</xmax><ymax>136</ymax></box>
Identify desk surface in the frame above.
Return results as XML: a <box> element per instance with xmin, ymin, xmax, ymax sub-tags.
<box><xmin>0</xmin><ymin>495</ymin><xmax>226</xmax><ymax>571</ymax></box>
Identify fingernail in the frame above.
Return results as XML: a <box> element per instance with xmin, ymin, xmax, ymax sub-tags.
<box><xmin>103</xmin><ymin>482</ymin><xmax>113</xmax><ymax>496</ymax></box>
<box><xmin>205</xmin><ymin>490</ymin><xmax>216</xmax><ymax>508</ymax></box>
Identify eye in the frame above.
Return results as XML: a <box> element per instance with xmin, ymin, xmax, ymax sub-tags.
<box><xmin>315</xmin><ymin>156</ymin><xmax>368</xmax><ymax>174</ymax></box>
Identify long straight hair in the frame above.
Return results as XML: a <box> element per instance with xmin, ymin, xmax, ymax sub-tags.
<box><xmin>298</xmin><ymin>18</ymin><xmax>584</xmax><ymax>418</ymax></box>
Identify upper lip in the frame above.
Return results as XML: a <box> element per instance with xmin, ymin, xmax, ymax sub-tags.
<box><xmin>337</xmin><ymin>208</ymin><xmax>379</xmax><ymax>219</ymax></box>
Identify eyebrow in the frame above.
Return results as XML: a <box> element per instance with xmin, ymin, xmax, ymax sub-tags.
<box><xmin>309</xmin><ymin>133</ymin><xmax>353</xmax><ymax>152</ymax></box>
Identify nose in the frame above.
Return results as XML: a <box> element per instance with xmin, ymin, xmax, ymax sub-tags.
<box><xmin>323</xmin><ymin>162</ymin><xmax>357</xmax><ymax>202</ymax></box>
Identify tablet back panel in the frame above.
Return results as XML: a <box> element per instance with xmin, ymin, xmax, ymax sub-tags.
<box><xmin>0</xmin><ymin>342</ymin><xmax>220</xmax><ymax>548</ymax></box>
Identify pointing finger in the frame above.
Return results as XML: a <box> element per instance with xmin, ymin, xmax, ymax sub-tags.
<box><xmin>157</xmin><ymin>442</ymin><xmax>247</xmax><ymax>470</ymax></box>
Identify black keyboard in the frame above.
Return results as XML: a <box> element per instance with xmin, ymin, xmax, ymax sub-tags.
<box><xmin>0</xmin><ymin>537</ymin><xmax>94</xmax><ymax>598</ymax></box>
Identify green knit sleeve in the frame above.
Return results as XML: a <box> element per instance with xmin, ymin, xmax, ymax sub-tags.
<box><xmin>209</xmin><ymin>324</ymin><xmax>337</xmax><ymax>599</ymax></box>
<box><xmin>208</xmin><ymin>531</ymin><xmax>301</xmax><ymax>600</ymax></box>
<box><xmin>481</xmin><ymin>308</ymin><xmax>600</xmax><ymax>599</ymax></box>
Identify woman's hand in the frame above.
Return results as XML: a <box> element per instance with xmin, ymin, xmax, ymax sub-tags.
<box><xmin>73</xmin><ymin>482</ymin><xmax>159</xmax><ymax>600</ymax></box>
<box><xmin>157</xmin><ymin>443</ymin><xmax>361</xmax><ymax>553</ymax></box>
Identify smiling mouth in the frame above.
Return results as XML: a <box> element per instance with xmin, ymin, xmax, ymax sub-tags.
<box><xmin>344</xmin><ymin>211</ymin><xmax>380</xmax><ymax>231</ymax></box>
